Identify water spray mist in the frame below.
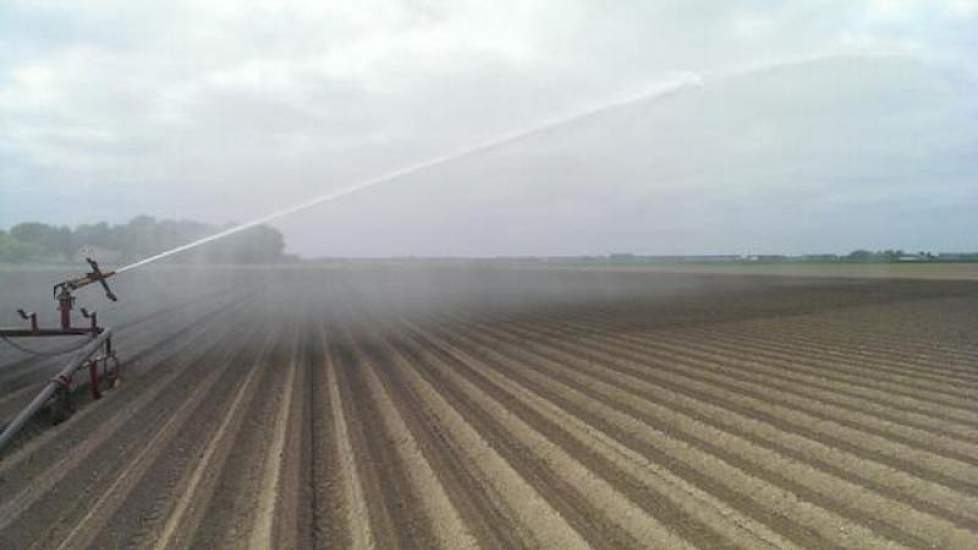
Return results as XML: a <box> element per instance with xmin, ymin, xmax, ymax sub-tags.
<box><xmin>116</xmin><ymin>74</ymin><xmax>704</xmax><ymax>274</ymax></box>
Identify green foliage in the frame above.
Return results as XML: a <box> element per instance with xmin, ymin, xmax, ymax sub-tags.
<box><xmin>0</xmin><ymin>231</ymin><xmax>44</xmax><ymax>262</ymax></box>
<box><xmin>0</xmin><ymin>217</ymin><xmax>287</xmax><ymax>265</ymax></box>
<box><xmin>847</xmin><ymin>249</ymin><xmax>874</xmax><ymax>261</ymax></box>
<box><xmin>10</xmin><ymin>222</ymin><xmax>73</xmax><ymax>259</ymax></box>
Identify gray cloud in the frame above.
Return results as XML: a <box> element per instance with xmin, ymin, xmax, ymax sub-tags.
<box><xmin>1</xmin><ymin>1</ymin><xmax>976</xmax><ymax>255</ymax></box>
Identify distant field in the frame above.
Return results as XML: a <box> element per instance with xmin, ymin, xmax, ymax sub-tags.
<box><xmin>2</xmin><ymin>266</ymin><xmax>978</xmax><ymax>548</ymax></box>
<box><xmin>545</xmin><ymin>261</ymin><xmax>978</xmax><ymax>280</ymax></box>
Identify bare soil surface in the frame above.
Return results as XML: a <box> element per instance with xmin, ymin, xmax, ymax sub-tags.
<box><xmin>1</xmin><ymin>265</ymin><xmax>977</xmax><ymax>549</ymax></box>
<box><xmin>544</xmin><ymin>261</ymin><xmax>978</xmax><ymax>280</ymax></box>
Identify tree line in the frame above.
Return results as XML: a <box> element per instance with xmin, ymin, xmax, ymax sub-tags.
<box><xmin>0</xmin><ymin>216</ymin><xmax>288</xmax><ymax>264</ymax></box>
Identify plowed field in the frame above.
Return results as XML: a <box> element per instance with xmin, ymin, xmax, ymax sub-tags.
<box><xmin>2</xmin><ymin>266</ymin><xmax>977</xmax><ymax>549</ymax></box>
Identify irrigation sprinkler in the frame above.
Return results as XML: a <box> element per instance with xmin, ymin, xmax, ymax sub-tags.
<box><xmin>0</xmin><ymin>258</ymin><xmax>121</xmax><ymax>453</ymax></box>
<box><xmin>0</xmin><ymin>76</ymin><xmax>705</xmax><ymax>455</ymax></box>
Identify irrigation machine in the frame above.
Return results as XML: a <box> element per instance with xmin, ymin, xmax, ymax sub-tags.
<box><xmin>0</xmin><ymin>258</ymin><xmax>121</xmax><ymax>452</ymax></box>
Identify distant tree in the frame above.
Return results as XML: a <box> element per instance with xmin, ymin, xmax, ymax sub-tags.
<box><xmin>202</xmin><ymin>224</ymin><xmax>285</xmax><ymax>264</ymax></box>
<box><xmin>847</xmin><ymin>249</ymin><xmax>873</xmax><ymax>261</ymax></box>
<box><xmin>72</xmin><ymin>222</ymin><xmax>115</xmax><ymax>252</ymax></box>
<box><xmin>9</xmin><ymin>222</ymin><xmax>73</xmax><ymax>259</ymax></box>
<box><xmin>880</xmin><ymin>249</ymin><xmax>905</xmax><ymax>261</ymax></box>
<box><xmin>118</xmin><ymin>215</ymin><xmax>160</xmax><ymax>260</ymax></box>
<box><xmin>0</xmin><ymin>231</ymin><xmax>43</xmax><ymax>262</ymax></box>
<box><xmin>234</xmin><ymin>225</ymin><xmax>285</xmax><ymax>263</ymax></box>
<box><xmin>2</xmin><ymin>217</ymin><xmax>287</xmax><ymax>265</ymax></box>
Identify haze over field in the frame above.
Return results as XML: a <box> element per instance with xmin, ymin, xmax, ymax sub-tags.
<box><xmin>1</xmin><ymin>1</ymin><xmax>976</xmax><ymax>257</ymax></box>
<box><xmin>4</xmin><ymin>5</ymin><xmax>978</xmax><ymax>547</ymax></box>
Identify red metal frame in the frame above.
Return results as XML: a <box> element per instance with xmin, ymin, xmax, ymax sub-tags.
<box><xmin>1</xmin><ymin>258</ymin><xmax>120</xmax><ymax>403</ymax></box>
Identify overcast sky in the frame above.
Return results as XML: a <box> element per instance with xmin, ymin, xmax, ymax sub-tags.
<box><xmin>1</xmin><ymin>0</ymin><xmax>976</xmax><ymax>256</ymax></box>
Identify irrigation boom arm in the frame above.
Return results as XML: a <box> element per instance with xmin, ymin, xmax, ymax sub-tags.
<box><xmin>53</xmin><ymin>257</ymin><xmax>117</xmax><ymax>302</ymax></box>
<box><xmin>0</xmin><ymin>258</ymin><xmax>123</xmax><ymax>454</ymax></box>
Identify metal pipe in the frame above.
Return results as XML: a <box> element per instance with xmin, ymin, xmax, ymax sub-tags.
<box><xmin>58</xmin><ymin>288</ymin><xmax>74</xmax><ymax>330</ymax></box>
<box><xmin>0</xmin><ymin>328</ymin><xmax>112</xmax><ymax>455</ymax></box>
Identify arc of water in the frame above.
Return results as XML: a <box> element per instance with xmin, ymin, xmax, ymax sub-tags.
<box><xmin>115</xmin><ymin>74</ymin><xmax>704</xmax><ymax>274</ymax></box>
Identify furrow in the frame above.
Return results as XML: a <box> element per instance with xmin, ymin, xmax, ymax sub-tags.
<box><xmin>39</xmin><ymin>322</ymin><xmax>258</xmax><ymax>550</ymax></box>
<box><xmin>306</xmin><ymin>321</ymin><xmax>348</xmax><ymax>549</ymax></box>
<box><xmin>428</xmin><ymin>316</ymin><xmax>889</xmax><ymax>549</ymax></box>
<box><xmin>79</xmin><ymin>319</ymin><xmax>276</xmax><ymax>550</ymax></box>
<box><xmin>495</xmin><ymin>316</ymin><xmax>978</xmax><ymax>490</ymax></box>
<box><xmin>391</xmin><ymin>322</ymin><xmax>664</xmax><ymax>549</ymax></box>
<box><xmin>576</xmin><ymin>308</ymin><xmax>978</xmax><ymax>398</ymax></box>
<box><xmin>719</xmin><ymin>307</ymin><xmax>978</xmax><ymax>370</ymax></box>
<box><xmin>601</xmin><ymin>325</ymin><xmax>978</xmax><ymax>442</ymax></box>
<box><xmin>355</xmin><ymin>326</ymin><xmax>530</xmax><ymax>549</ymax></box>
<box><xmin>185</xmin><ymin>318</ymin><xmax>295</xmax><ymax>549</ymax></box>
<box><xmin>352</xmin><ymin>331</ymin><xmax>480</xmax><ymax>550</ymax></box>
<box><xmin>380</xmin><ymin>323</ymin><xmax>592</xmax><ymax>550</ymax></box>
<box><xmin>681</xmin><ymin>323</ymin><xmax>978</xmax><ymax>394</ymax></box>
<box><xmin>330</xmin><ymin>324</ymin><xmax>440</xmax><ymax>550</ymax></box>
<box><xmin>0</xmin><ymin>311</ymin><xmax>242</xmax><ymax>539</ymax></box>
<box><xmin>532</xmin><ymin>315</ymin><xmax>978</xmax><ymax>454</ymax></box>
<box><xmin>326</xmin><ymin>327</ymin><xmax>375</xmax><ymax>550</ymax></box>
<box><xmin>248</xmin><ymin>333</ymin><xmax>299</xmax><ymax>550</ymax></box>
<box><xmin>397</xmin><ymin>318</ymin><xmax>790</xmax><ymax>549</ymax></box>
<box><xmin>150</xmin><ymin>338</ymin><xmax>268</xmax><ymax>550</ymax></box>
<box><xmin>438</xmin><ymin>312</ymin><xmax>975</xmax><ymax>548</ymax></box>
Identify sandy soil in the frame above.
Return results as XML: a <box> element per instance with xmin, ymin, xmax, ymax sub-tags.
<box><xmin>547</xmin><ymin>261</ymin><xmax>978</xmax><ymax>280</ymax></box>
<box><xmin>1</xmin><ymin>265</ymin><xmax>977</xmax><ymax>549</ymax></box>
